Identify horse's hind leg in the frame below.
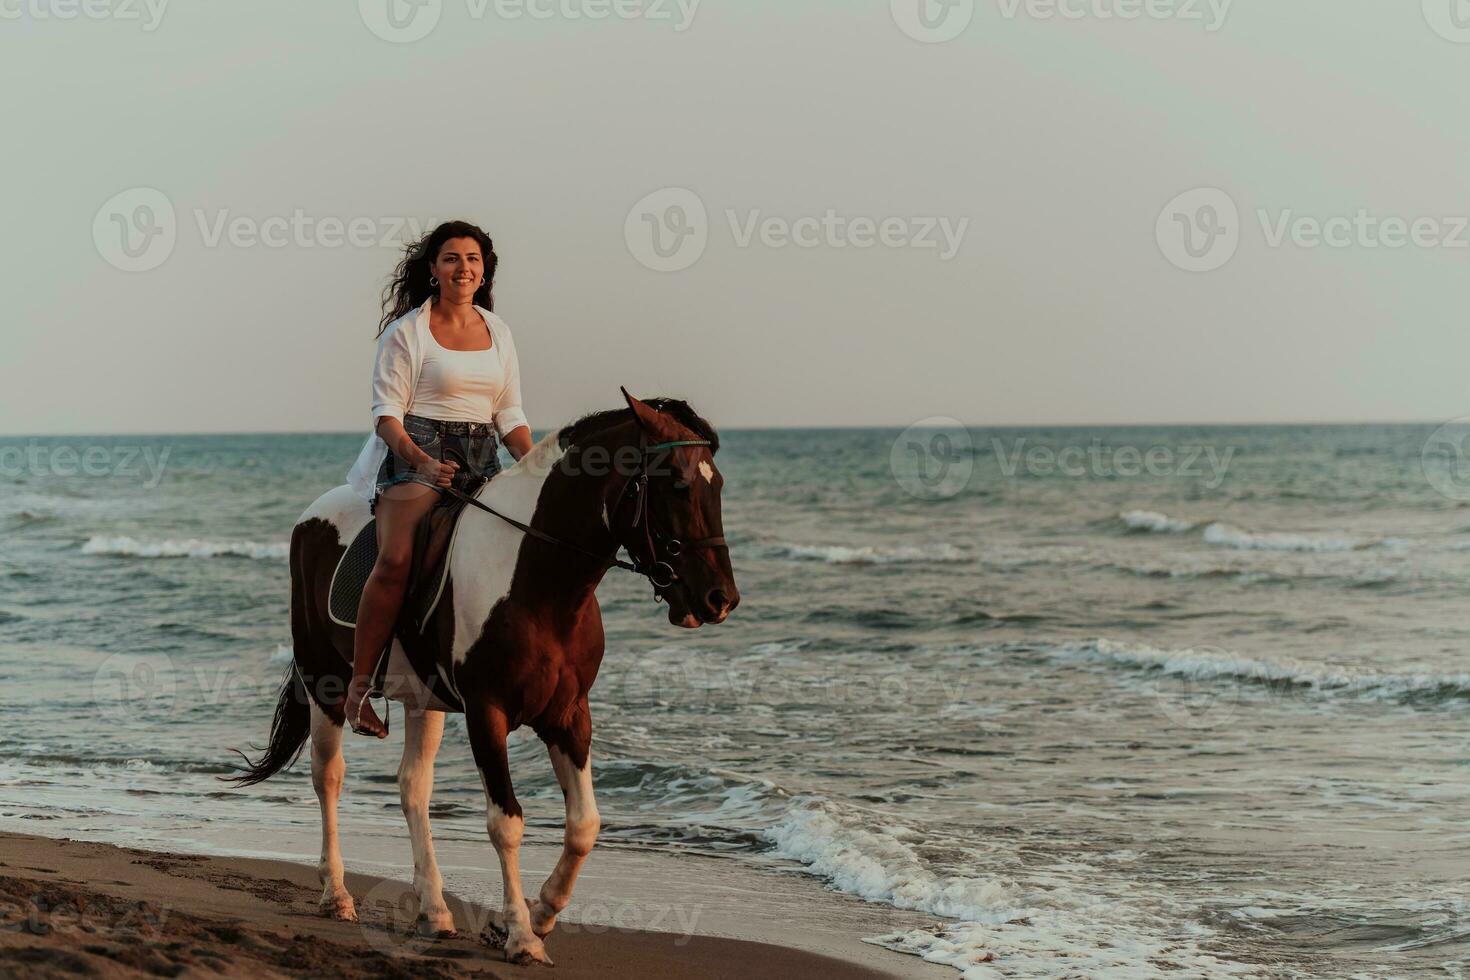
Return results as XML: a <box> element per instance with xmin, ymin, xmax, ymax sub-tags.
<box><xmin>398</xmin><ymin>707</ymin><xmax>455</xmax><ymax>936</ymax></box>
<box><xmin>529</xmin><ymin>713</ymin><xmax>600</xmax><ymax>940</ymax></box>
<box><xmin>310</xmin><ymin>701</ymin><xmax>356</xmax><ymax>921</ymax></box>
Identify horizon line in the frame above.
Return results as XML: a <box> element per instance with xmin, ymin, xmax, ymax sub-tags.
<box><xmin>0</xmin><ymin>418</ymin><xmax>1449</xmax><ymax>439</ymax></box>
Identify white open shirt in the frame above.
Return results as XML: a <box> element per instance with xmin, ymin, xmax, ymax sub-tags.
<box><xmin>345</xmin><ymin>297</ymin><xmax>529</xmax><ymax>501</ymax></box>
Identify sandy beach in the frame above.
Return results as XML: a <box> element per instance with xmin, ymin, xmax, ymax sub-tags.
<box><xmin>0</xmin><ymin>832</ymin><xmax>918</xmax><ymax>978</ymax></box>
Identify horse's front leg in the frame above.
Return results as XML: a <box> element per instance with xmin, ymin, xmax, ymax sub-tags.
<box><xmin>467</xmin><ymin>702</ymin><xmax>550</xmax><ymax>965</ymax></box>
<box><xmin>397</xmin><ymin>708</ymin><xmax>454</xmax><ymax>936</ymax></box>
<box><xmin>529</xmin><ymin>715</ymin><xmax>600</xmax><ymax>940</ymax></box>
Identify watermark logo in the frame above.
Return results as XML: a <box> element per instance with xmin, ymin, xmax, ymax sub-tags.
<box><xmin>359</xmin><ymin>0</ymin><xmax>698</xmax><ymax>41</ymax></box>
<box><xmin>93</xmin><ymin>187</ymin><xmax>176</xmax><ymax>272</ymax></box>
<box><xmin>1423</xmin><ymin>417</ymin><xmax>1470</xmax><ymax>501</ymax></box>
<box><xmin>1160</xmin><ymin>188</ymin><xmax>1470</xmax><ymax>273</ymax></box>
<box><xmin>1146</xmin><ymin>645</ymin><xmax>1251</xmax><ymax>730</ymax></box>
<box><xmin>625</xmin><ymin>187</ymin><xmax>709</xmax><ymax>272</ymax></box>
<box><xmin>1156</xmin><ymin>187</ymin><xmax>1239</xmax><ymax>272</ymax></box>
<box><xmin>889</xmin><ymin>417</ymin><xmax>975</xmax><ymax>500</ymax></box>
<box><xmin>92</xmin><ymin>653</ymin><xmax>176</xmax><ymax>724</ymax></box>
<box><xmin>359</xmin><ymin>0</ymin><xmax>442</xmax><ymax>42</ymax></box>
<box><xmin>1423</xmin><ymin>0</ymin><xmax>1470</xmax><ymax>42</ymax></box>
<box><xmin>625</xmin><ymin>187</ymin><xmax>969</xmax><ymax>272</ymax></box>
<box><xmin>93</xmin><ymin>193</ymin><xmax>431</xmax><ymax>272</ymax></box>
<box><xmin>890</xmin><ymin>0</ymin><xmax>974</xmax><ymax>43</ymax></box>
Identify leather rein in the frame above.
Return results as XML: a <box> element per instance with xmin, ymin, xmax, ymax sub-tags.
<box><xmin>442</xmin><ymin>435</ymin><xmax>727</xmax><ymax>595</ymax></box>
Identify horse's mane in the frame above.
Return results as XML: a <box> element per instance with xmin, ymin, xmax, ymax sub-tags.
<box><xmin>558</xmin><ymin>398</ymin><xmax>719</xmax><ymax>454</ymax></box>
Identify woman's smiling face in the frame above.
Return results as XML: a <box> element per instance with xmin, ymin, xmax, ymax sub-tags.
<box><xmin>432</xmin><ymin>236</ymin><xmax>485</xmax><ymax>301</ymax></box>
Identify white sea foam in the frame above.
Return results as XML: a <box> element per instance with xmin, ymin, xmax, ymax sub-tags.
<box><xmin>1119</xmin><ymin>510</ymin><xmax>1196</xmax><ymax>533</ymax></box>
<box><xmin>766</xmin><ymin>800</ymin><xmax>1018</xmax><ymax>919</ymax></box>
<box><xmin>269</xmin><ymin>644</ymin><xmax>294</xmax><ymax>665</ymax></box>
<box><xmin>81</xmin><ymin>535</ymin><xmax>289</xmax><ymax>560</ymax></box>
<box><xmin>766</xmin><ymin>800</ymin><xmax>1258</xmax><ymax>978</ymax></box>
<box><xmin>763</xmin><ymin>542</ymin><xmax>969</xmax><ymax>565</ymax></box>
<box><xmin>1044</xmin><ymin>639</ymin><xmax>1470</xmax><ymax>704</ymax></box>
<box><xmin>1202</xmin><ymin>522</ymin><xmax>1360</xmax><ymax>553</ymax></box>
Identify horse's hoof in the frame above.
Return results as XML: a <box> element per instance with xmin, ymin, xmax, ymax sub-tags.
<box><xmin>508</xmin><ymin>942</ymin><xmax>553</xmax><ymax>967</ymax></box>
<box><xmin>320</xmin><ymin>900</ymin><xmax>358</xmax><ymax>923</ymax></box>
<box><xmin>481</xmin><ymin>922</ymin><xmax>508</xmax><ymax>950</ymax></box>
<box><xmin>415</xmin><ymin>915</ymin><xmax>457</xmax><ymax>939</ymax></box>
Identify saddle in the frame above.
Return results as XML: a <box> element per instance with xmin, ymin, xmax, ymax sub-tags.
<box><xmin>327</xmin><ymin>491</ymin><xmax>472</xmax><ymax>633</ymax></box>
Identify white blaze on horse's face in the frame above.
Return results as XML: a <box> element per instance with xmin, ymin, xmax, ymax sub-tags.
<box><xmin>697</xmin><ymin>460</ymin><xmax>713</xmax><ymax>483</ymax></box>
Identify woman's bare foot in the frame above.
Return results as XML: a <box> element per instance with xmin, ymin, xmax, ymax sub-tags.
<box><xmin>345</xmin><ymin>673</ymin><xmax>388</xmax><ymax>738</ymax></box>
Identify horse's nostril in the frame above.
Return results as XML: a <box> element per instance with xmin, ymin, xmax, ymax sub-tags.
<box><xmin>707</xmin><ymin>589</ymin><xmax>730</xmax><ymax>614</ymax></box>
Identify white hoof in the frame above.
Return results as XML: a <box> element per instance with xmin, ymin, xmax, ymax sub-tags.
<box><xmin>319</xmin><ymin>896</ymin><xmax>358</xmax><ymax>922</ymax></box>
<box><xmin>507</xmin><ymin>936</ymin><xmax>553</xmax><ymax>967</ymax></box>
<box><xmin>415</xmin><ymin>911</ymin><xmax>457</xmax><ymax>938</ymax></box>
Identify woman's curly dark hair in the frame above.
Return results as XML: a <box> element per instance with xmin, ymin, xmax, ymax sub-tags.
<box><xmin>377</xmin><ymin>220</ymin><xmax>498</xmax><ymax>337</ymax></box>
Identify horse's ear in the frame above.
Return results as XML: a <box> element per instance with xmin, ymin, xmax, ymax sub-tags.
<box><xmin>621</xmin><ymin>386</ymin><xmax>664</xmax><ymax>434</ymax></box>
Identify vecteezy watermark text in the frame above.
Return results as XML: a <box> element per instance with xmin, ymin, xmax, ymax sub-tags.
<box><xmin>996</xmin><ymin>0</ymin><xmax>1231</xmax><ymax>30</ymax></box>
<box><xmin>1158</xmin><ymin>187</ymin><xmax>1470</xmax><ymax>272</ymax></box>
<box><xmin>0</xmin><ymin>0</ymin><xmax>169</xmax><ymax>30</ymax></box>
<box><xmin>1</xmin><ymin>441</ymin><xmax>171</xmax><ymax>488</ymax></box>
<box><xmin>92</xmin><ymin>187</ymin><xmax>431</xmax><ymax>272</ymax></box>
<box><xmin>625</xmin><ymin>188</ymin><xmax>969</xmax><ymax>272</ymax></box>
<box><xmin>889</xmin><ymin>0</ymin><xmax>1230</xmax><ymax>44</ymax></box>
<box><xmin>993</xmin><ymin>437</ymin><xmax>1234</xmax><ymax>486</ymax></box>
<box><xmin>889</xmin><ymin>420</ymin><xmax>1236</xmax><ymax>500</ymax></box>
<box><xmin>358</xmin><ymin>0</ymin><xmax>699</xmax><ymax>43</ymax></box>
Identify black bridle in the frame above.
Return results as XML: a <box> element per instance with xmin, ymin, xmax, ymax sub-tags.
<box><xmin>442</xmin><ymin>435</ymin><xmax>728</xmax><ymax>596</ymax></box>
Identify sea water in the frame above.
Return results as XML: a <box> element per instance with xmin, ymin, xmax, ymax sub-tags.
<box><xmin>1</xmin><ymin>425</ymin><xmax>1467</xmax><ymax>977</ymax></box>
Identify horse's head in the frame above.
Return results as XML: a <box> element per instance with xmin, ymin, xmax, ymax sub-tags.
<box><xmin>617</xmin><ymin>388</ymin><xmax>740</xmax><ymax>628</ymax></box>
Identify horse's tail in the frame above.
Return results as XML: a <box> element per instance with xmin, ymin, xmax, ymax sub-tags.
<box><xmin>227</xmin><ymin>665</ymin><xmax>311</xmax><ymax>786</ymax></box>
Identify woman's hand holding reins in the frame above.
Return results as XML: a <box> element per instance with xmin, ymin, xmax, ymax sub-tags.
<box><xmin>416</xmin><ymin>457</ymin><xmax>459</xmax><ymax>488</ymax></box>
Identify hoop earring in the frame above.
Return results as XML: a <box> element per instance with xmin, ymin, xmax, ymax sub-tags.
<box><xmin>430</xmin><ymin>276</ymin><xmax>439</xmax><ymax>287</ymax></box>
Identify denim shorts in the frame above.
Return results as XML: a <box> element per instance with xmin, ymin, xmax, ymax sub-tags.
<box><xmin>372</xmin><ymin>413</ymin><xmax>502</xmax><ymax>513</ymax></box>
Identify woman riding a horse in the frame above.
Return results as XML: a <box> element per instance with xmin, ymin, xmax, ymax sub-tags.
<box><xmin>234</xmin><ymin>219</ymin><xmax>738</xmax><ymax>966</ymax></box>
<box><xmin>343</xmin><ymin>220</ymin><xmax>534</xmax><ymax>737</ymax></box>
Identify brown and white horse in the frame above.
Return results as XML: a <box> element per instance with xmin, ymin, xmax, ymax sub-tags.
<box><xmin>233</xmin><ymin>390</ymin><xmax>738</xmax><ymax>965</ymax></box>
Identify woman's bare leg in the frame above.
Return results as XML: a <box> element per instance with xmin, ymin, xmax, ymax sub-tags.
<box><xmin>347</xmin><ymin>483</ymin><xmax>440</xmax><ymax>736</ymax></box>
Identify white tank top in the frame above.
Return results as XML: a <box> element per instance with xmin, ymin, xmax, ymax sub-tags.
<box><xmin>407</xmin><ymin>318</ymin><xmax>505</xmax><ymax>422</ymax></box>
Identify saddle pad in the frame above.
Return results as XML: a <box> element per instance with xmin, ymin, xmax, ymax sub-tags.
<box><xmin>327</xmin><ymin>518</ymin><xmax>460</xmax><ymax>631</ymax></box>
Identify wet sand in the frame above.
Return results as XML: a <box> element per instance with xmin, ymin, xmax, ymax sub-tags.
<box><xmin>0</xmin><ymin>832</ymin><xmax>907</xmax><ymax>978</ymax></box>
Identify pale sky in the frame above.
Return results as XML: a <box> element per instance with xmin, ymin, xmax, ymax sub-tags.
<box><xmin>3</xmin><ymin>1</ymin><xmax>1466</xmax><ymax>434</ymax></box>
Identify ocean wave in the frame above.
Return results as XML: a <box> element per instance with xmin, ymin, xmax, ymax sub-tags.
<box><xmin>1201</xmin><ymin>523</ymin><xmax>1361</xmax><ymax>553</ymax></box>
<box><xmin>767</xmin><ymin>799</ymin><xmax>1257</xmax><ymax>978</ymax></box>
<box><xmin>81</xmin><ymin>535</ymin><xmax>289</xmax><ymax>560</ymax></box>
<box><xmin>767</xmin><ymin>800</ymin><xmax>1016</xmax><ymax>920</ymax></box>
<box><xmin>1119</xmin><ymin>510</ymin><xmax>1197</xmax><ymax>534</ymax></box>
<box><xmin>759</xmin><ymin>542</ymin><xmax>969</xmax><ymax>565</ymax></box>
<box><xmin>1043</xmin><ymin>639</ymin><xmax>1470</xmax><ymax>705</ymax></box>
